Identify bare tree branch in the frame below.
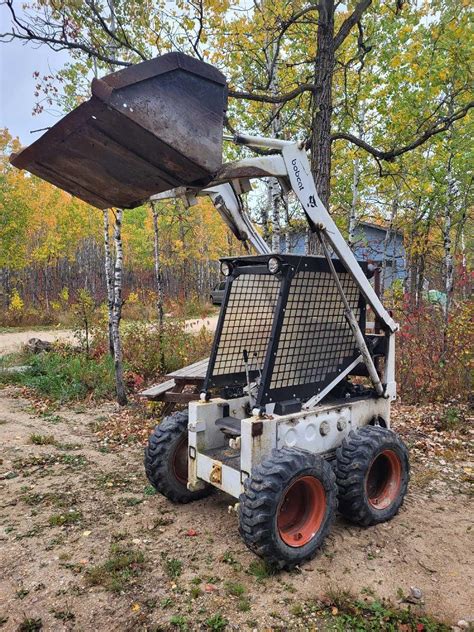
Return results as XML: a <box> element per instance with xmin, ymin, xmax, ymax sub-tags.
<box><xmin>331</xmin><ymin>101</ymin><xmax>474</xmax><ymax>161</ymax></box>
<box><xmin>1</xmin><ymin>0</ymin><xmax>132</xmax><ymax>67</ymax></box>
<box><xmin>228</xmin><ymin>83</ymin><xmax>316</xmax><ymax>103</ymax></box>
<box><xmin>333</xmin><ymin>0</ymin><xmax>372</xmax><ymax>50</ymax></box>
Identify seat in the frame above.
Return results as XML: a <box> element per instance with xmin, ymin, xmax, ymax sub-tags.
<box><xmin>215</xmin><ymin>416</ymin><xmax>241</xmax><ymax>437</ymax></box>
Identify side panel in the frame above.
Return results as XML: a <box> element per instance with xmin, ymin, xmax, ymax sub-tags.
<box><xmin>276</xmin><ymin>398</ymin><xmax>391</xmax><ymax>455</ymax></box>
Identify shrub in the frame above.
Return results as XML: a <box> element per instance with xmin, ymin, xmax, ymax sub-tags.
<box><xmin>120</xmin><ymin>321</ymin><xmax>212</xmax><ymax>381</ymax></box>
<box><xmin>396</xmin><ymin>298</ymin><xmax>473</xmax><ymax>404</ymax></box>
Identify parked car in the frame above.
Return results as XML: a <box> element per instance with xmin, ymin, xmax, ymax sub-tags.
<box><xmin>210</xmin><ymin>281</ymin><xmax>226</xmax><ymax>305</ymax></box>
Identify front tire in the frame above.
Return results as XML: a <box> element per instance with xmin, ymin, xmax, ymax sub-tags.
<box><xmin>144</xmin><ymin>410</ymin><xmax>213</xmax><ymax>503</ymax></box>
<box><xmin>336</xmin><ymin>425</ymin><xmax>409</xmax><ymax>526</ymax></box>
<box><xmin>239</xmin><ymin>448</ymin><xmax>337</xmax><ymax>569</ymax></box>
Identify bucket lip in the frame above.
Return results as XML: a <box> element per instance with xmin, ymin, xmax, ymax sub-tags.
<box><xmin>99</xmin><ymin>51</ymin><xmax>227</xmax><ymax>92</ymax></box>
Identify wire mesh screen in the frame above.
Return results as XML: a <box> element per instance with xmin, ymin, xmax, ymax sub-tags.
<box><xmin>211</xmin><ymin>274</ymin><xmax>281</xmax><ymax>380</ymax></box>
<box><xmin>269</xmin><ymin>270</ymin><xmax>361</xmax><ymax>393</ymax></box>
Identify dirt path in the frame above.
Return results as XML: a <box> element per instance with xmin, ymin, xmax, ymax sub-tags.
<box><xmin>0</xmin><ymin>317</ymin><xmax>218</xmax><ymax>357</ymax></box>
<box><xmin>0</xmin><ymin>330</ymin><xmax>75</xmax><ymax>356</ymax></box>
<box><xmin>0</xmin><ymin>386</ymin><xmax>472</xmax><ymax>631</ymax></box>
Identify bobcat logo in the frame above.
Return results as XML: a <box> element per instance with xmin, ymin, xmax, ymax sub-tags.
<box><xmin>291</xmin><ymin>159</ymin><xmax>304</xmax><ymax>191</ymax></box>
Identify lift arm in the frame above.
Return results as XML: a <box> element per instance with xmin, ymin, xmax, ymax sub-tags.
<box><xmin>222</xmin><ymin>134</ymin><xmax>397</xmax><ymax>334</ymax></box>
<box><xmin>152</xmin><ymin>133</ymin><xmax>397</xmax><ymax>334</ymax></box>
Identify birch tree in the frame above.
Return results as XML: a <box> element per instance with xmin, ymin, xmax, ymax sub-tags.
<box><xmin>111</xmin><ymin>208</ymin><xmax>127</xmax><ymax>406</ymax></box>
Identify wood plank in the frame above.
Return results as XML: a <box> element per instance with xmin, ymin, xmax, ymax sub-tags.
<box><xmin>139</xmin><ymin>378</ymin><xmax>176</xmax><ymax>399</ymax></box>
<box><xmin>166</xmin><ymin>357</ymin><xmax>209</xmax><ymax>379</ymax></box>
<box><xmin>168</xmin><ymin>358</ymin><xmax>207</xmax><ymax>377</ymax></box>
<box><xmin>174</xmin><ymin>376</ymin><xmax>205</xmax><ymax>386</ymax></box>
<box><xmin>162</xmin><ymin>391</ymin><xmax>200</xmax><ymax>403</ymax></box>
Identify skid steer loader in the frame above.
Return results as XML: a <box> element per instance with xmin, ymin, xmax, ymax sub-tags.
<box><xmin>11</xmin><ymin>52</ymin><xmax>409</xmax><ymax>569</ymax></box>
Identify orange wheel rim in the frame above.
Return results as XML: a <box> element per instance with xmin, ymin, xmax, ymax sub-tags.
<box><xmin>365</xmin><ymin>449</ymin><xmax>402</xmax><ymax>510</ymax></box>
<box><xmin>277</xmin><ymin>476</ymin><xmax>326</xmax><ymax>547</ymax></box>
<box><xmin>172</xmin><ymin>436</ymin><xmax>188</xmax><ymax>485</ymax></box>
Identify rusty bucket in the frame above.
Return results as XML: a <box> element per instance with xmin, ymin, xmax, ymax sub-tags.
<box><xmin>10</xmin><ymin>53</ymin><xmax>228</xmax><ymax>209</ymax></box>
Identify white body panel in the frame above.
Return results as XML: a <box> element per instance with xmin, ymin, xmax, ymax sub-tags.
<box><xmin>188</xmin><ymin>395</ymin><xmax>391</xmax><ymax>500</ymax></box>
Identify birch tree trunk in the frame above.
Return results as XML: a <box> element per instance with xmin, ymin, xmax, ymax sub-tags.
<box><xmin>348</xmin><ymin>154</ymin><xmax>360</xmax><ymax>249</ymax></box>
<box><xmin>151</xmin><ymin>202</ymin><xmax>164</xmax><ymax>330</ymax></box>
<box><xmin>102</xmin><ymin>209</ymin><xmax>115</xmax><ymax>357</ymax></box>
<box><xmin>112</xmin><ymin>208</ymin><xmax>127</xmax><ymax>406</ymax></box>
<box><xmin>348</xmin><ymin>106</ymin><xmax>365</xmax><ymax>249</ymax></box>
<box><xmin>443</xmin><ymin>151</ymin><xmax>455</xmax><ymax>321</ymax></box>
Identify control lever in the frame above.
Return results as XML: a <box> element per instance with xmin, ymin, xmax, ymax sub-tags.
<box><xmin>242</xmin><ymin>349</ymin><xmax>255</xmax><ymax>408</ymax></box>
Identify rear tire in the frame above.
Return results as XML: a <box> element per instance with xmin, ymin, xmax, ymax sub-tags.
<box><xmin>144</xmin><ymin>410</ymin><xmax>213</xmax><ymax>503</ymax></box>
<box><xmin>336</xmin><ymin>425</ymin><xmax>409</xmax><ymax>526</ymax></box>
<box><xmin>239</xmin><ymin>448</ymin><xmax>337</xmax><ymax>569</ymax></box>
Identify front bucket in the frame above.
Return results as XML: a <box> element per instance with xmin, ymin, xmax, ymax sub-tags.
<box><xmin>10</xmin><ymin>53</ymin><xmax>228</xmax><ymax>209</ymax></box>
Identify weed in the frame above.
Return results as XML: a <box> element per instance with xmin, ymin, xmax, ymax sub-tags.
<box><xmin>17</xmin><ymin>618</ymin><xmax>42</xmax><ymax>632</ymax></box>
<box><xmin>143</xmin><ymin>484</ymin><xmax>156</xmax><ymax>496</ymax></box>
<box><xmin>170</xmin><ymin>615</ymin><xmax>188</xmax><ymax>630</ymax></box>
<box><xmin>160</xmin><ymin>597</ymin><xmax>173</xmax><ymax>609</ymax></box>
<box><xmin>44</xmin><ymin>415</ymin><xmax>63</xmax><ymax>425</ymax></box>
<box><xmin>48</xmin><ymin>510</ymin><xmax>82</xmax><ymax>526</ymax></box>
<box><xmin>86</xmin><ymin>544</ymin><xmax>145</xmax><ymax>593</ymax></box>
<box><xmin>290</xmin><ymin>603</ymin><xmax>304</xmax><ymax>617</ymax></box>
<box><xmin>22</xmin><ymin>491</ymin><xmax>76</xmax><ymax>509</ymax></box>
<box><xmin>299</xmin><ymin>591</ymin><xmax>450</xmax><ymax>631</ymax></box>
<box><xmin>224</xmin><ymin>581</ymin><xmax>245</xmax><ymax>597</ymax></box>
<box><xmin>237</xmin><ymin>598</ymin><xmax>251</xmax><ymax>612</ymax></box>
<box><xmin>16</xmin><ymin>587</ymin><xmax>30</xmax><ymax>599</ymax></box>
<box><xmin>163</xmin><ymin>556</ymin><xmax>183</xmax><ymax>579</ymax></box>
<box><xmin>221</xmin><ymin>550</ymin><xmax>242</xmax><ymax>570</ymax></box>
<box><xmin>122</xmin><ymin>497</ymin><xmax>143</xmax><ymax>507</ymax></box>
<box><xmin>14</xmin><ymin>453</ymin><xmax>87</xmax><ymax>474</ymax></box>
<box><xmin>205</xmin><ymin>612</ymin><xmax>228</xmax><ymax>631</ymax></box>
<box><xmin>190</xmin><ymin>586</ymin><xmax>202</xmax><ymax>599</ymax></box>
<box><xmin>55</xmin><ymin>442</ymin><xmax>82</xmax><ymax>451</ymax></box>
<box><xmin>247</xmin><ymin>559</ymin><xmax>274</xmax><ymax>581</ymax></box>
<box><xmin>438</xmin><ymin>407</ymin><xmax>463</xmax><ymax>431</ymax></box>
<box><xmin>10</xmin><ymin>351</ymin><xmax>115</xmax><ymax>402</ymax></box>
<box><xmin>51</xmin><ymin>608</ymin><xmax>75</xmax><ymax>622</ymax></box>
<box><xmin>29</xmin><ymin>434</ymin><xmax>56</xmax><ymax>445</ymax></box>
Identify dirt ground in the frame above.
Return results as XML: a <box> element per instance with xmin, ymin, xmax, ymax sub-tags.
<box><xmin>0</xmin><ymin>385</ymin><xmax>472</xmax><ymax>631</ymax></box>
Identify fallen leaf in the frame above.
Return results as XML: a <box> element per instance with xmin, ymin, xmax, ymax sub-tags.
<box><xmin>185</xmin><ymin>529</ymin><xmax>198</xmax><ymax>537</ymax></box>
<box><xmin>131</xmin><ymin>603</ymin><xmax>141</xmax><ymax>613</ymax></box>
<box><xmin>204</xmin><ymin>584</ymin><xmax>217</xmax><ymax>593</ymax></box>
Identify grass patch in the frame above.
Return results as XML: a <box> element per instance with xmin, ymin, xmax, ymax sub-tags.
<box><xmin>170</xmin><ymin>615</ymin><xmax>188</xmax><ymax>630</ymax></box>
<box><xmin>29</xmin><ymin>434</ymin><xmax>56</xmax><ymax>445</ymax></box>
<box><xmin>48</xmin><ymin>510</ymin><xmax>82</xmax><ymax>526</ymax></box>
<box><xmin>162</xmin><ymin>556</ymin><xmax>183</xmax><ymax>579</ymax></box>
<box><xmin>85</xmin><ymin>543</ymin><xmax>145</xmax><ymax>593</ymax></box>
<box><xmin>14</xmin><ymin>453</ymin><xmax>87</xmax><ymax>474</ymax></box>
<box><xmin>237</xmin><ymin>598</ymin><xmax>251</xmax><ymax>612</ymax></box>
<box><xmin>4</xmin><ymin>350</ymin><xmax>115</xmax><ymax>402</ymax></box>
<box><xmin>17</xmin><ymin>618</ymin><xmax>42</xmax><ymax>632</ymax></box>
<box><xmin>293</xmin><ymin>590</ymin><xmax>450</xmax><ymax>631</ymax></box>
<box><xmin>224</xmin><ymin>581</ymin><xmax>245</xmax><ymax>597</ymax></box>
<box><xmin>51</xmin><ymin>608</ymin><xmax>75</xmax><ymax>622</ymax></box>
<box><xmin>247</xmin><ymin>559</ymin><xmax>275</xmax><ymax>581</ymax></box>
<box><xmin>205</xmin><ymin>613</ymin><xmax>228</xmax><ymax>631</ymax></box>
